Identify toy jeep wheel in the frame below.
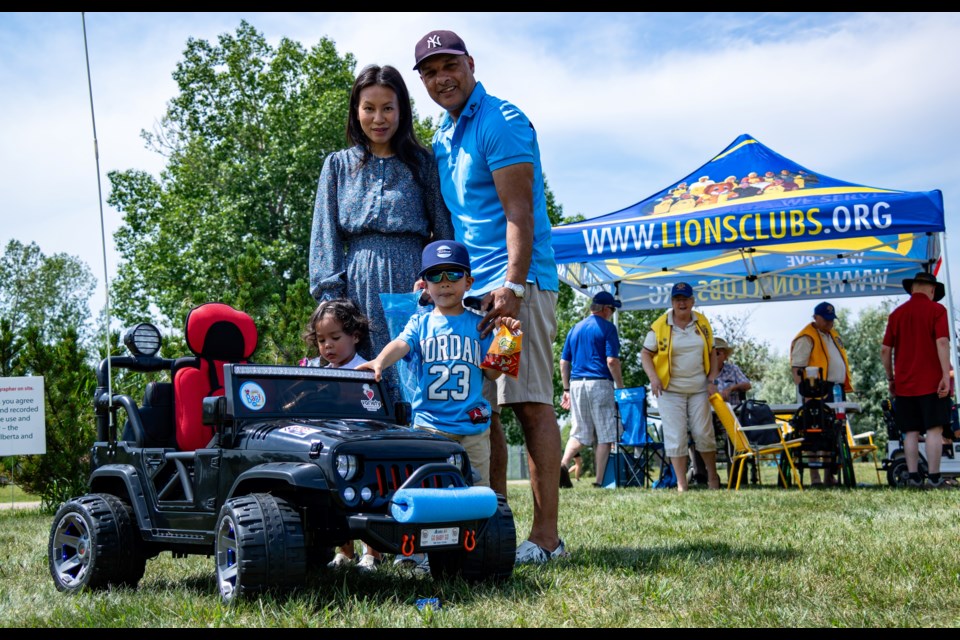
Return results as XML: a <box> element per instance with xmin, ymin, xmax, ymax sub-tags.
<box><xmin>215</xmin><ymin>493</ymin><xmax>307</xmax><ymax>603</ymax></box>
<box><xmin>429</xmin><ymin>493</ymin><xmax>515</xmax><ymax>583</ymax></box>
<box><xmin>49</xmin><ymin>493</ymin><xmax>146</xmax><ymax>593</ymax></box>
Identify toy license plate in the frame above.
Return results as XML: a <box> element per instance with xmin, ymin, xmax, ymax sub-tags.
<box><xmin>420</xmin><ymin>527</ymin><xmax>459</xmax><ymax>547</ymax></box>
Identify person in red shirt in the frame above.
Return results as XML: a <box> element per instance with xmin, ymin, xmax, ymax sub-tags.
<box><xmin>881</xmin><ymin>271</ymin><xmax>952</xmax><ymax>489</ymax></box>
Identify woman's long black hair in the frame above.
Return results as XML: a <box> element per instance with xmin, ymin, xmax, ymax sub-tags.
<box><xmin>346</xmin><ymin>64</ymin><xmax>430</xmax><ymax>188</ymax></box>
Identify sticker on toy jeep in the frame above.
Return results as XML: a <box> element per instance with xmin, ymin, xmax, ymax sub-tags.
<box><xmin>360</xmin><ymin>383</ymin><xmax>382</xmax><ymax>412</ymax></box>
<box><xmin>239</xmin><ymin>381</ymin><xmax>266</xmax><ymax>410</ymax></box>
<box><xmin>278</xmin><ymin>425</ymin><xmax>322</xmax><ymax>438</ymax></box>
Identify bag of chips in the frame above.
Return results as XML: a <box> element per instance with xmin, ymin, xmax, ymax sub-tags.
<box><xmin>481</xmin><ymin>325</ymin><xmax>523</xmax><ymax>378</ymax></box>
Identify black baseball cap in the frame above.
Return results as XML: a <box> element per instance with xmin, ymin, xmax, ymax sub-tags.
<box><xmin>413</xmin><ymin>30</ymin><xmax>468</xmax><ymax>70</ymax></box>
<box><xmin>814</xmin><ymin>301</ymin><xmax>836</xmax><ymax>321</ymax></box>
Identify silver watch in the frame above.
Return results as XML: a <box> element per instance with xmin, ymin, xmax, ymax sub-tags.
<box><xmin>503</xmin><ymin>280</ymin><xmax>525</xmax><ymax>299</ymax></box>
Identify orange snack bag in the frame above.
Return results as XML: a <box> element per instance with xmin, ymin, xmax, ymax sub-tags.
<box><xmin>481</xmin><ymin>325</ymin><xmax>523</xmax><ymax>379</ymax></box>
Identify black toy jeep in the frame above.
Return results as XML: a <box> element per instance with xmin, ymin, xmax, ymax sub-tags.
<box><xmin>48</xmin><ymin>303</ymin><xmax>515</xmax><ymax>602</ymax></box>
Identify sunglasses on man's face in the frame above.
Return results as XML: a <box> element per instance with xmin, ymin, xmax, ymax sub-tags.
<box><xmin>424</xmin><ymin>269</ymin><xmax>467</xmax><ymax>283</ymax></box>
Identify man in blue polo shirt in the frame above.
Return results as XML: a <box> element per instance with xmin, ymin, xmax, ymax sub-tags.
<box><xmin>414</xmin><ymin>29</ymin><xmax>564</xmax><ymax>565</ymax></box>
<box><xmin>559</xmin><ymin>291</ymin><xmax>625</xmax><ymax>487</ymax></box>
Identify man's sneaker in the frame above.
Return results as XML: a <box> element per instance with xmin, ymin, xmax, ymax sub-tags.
<box><xmin>515</xmin><ymin>538</ymin><xmax>568</xmax><ymax>565</ymax></box>
<box><xmin>927</xmin><ymin>476</ymin><xmax>948</xmax><ymax>490</ymax></box>
<box><xmin>357</xmin><ymin>553</ymin><xmax>381</xmax><ymax>573</ymax></box>
<box><xmin>394</xmin><ymin>553</ymin><xmax>430</xmax><ymax>575</ymax></box>
<box><xmin>908</xmin><ymin>476</ymin><xmax>925</xmax><ymax>489</ymax></box>
<box><xmin>327</xmin><ymin>552</ymin><xmax>355</xmax><ymax>568</ymax></box>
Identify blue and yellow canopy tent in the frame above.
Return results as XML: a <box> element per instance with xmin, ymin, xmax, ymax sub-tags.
<box><xmin>552</xmin><ymin>134</ymin><xmax>947</xmax><ymax>312</ymax></box>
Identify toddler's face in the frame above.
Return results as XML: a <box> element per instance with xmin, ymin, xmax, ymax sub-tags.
<box><xmin>315</xmin><ymin>314</ymin><xmax>359</xmax><ymax>367</ymax></box>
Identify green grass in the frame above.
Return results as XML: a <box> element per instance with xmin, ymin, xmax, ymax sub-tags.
<box><xmin>3</xmin><ymin>463</ymin><xmax>959</xmax><ymax>627</ymax></box>
<box><xmin>0</xmin><ymin>483</ymin><xmax>40</xmax><ymax>504</ymax></box>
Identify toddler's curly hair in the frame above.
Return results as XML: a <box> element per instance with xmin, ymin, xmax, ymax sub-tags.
<box><xmin>302</xmin><ymin>298</ymin><xmax>370</xmax><ymax>355</ymax></box>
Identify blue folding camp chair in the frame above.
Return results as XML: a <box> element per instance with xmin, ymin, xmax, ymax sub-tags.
<box><xmin>602</xmin><ymin>387</ymin><xmax>670</xmax><ymax>488</ymax></box>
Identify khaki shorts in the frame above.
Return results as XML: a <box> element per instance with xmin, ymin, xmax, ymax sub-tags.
<box><xmin>658</xmin><ymin>389</ymin><xmax>715</xmax><ymax>458</ymax></box>
<box><xmin>414</xmin><ymin>426</ymin><xmax>491</xmax><ymax>487</ymax></box>
<box><xmin>482</xmin><ymin>284</ymin><xmax>558</xmax><ymax>412</ymax></box>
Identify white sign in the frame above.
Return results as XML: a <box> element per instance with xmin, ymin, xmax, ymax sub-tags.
<box><xmin>0</xmin><ymin>376</ymin><xmax>46</xmax><ymax>456</ymax></box>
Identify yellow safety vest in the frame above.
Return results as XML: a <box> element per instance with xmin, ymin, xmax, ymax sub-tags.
<box><xmin>791</xmin><ymin>322</ymin><xmax>853</xmax><ymax>392</ymax></box>
<box><xmin>650</xmin><ymin>310</ymin><xmax>714</xmax><ymax>389</ymax></box>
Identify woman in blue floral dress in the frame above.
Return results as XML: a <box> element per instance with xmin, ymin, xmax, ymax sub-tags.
<box><xmin>310</xmin><ymin>64</ymin><xmax>452</xmax><ymax>402</ymax></box>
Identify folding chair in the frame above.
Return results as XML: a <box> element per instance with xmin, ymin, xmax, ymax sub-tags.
<box><xmin>709</xmin><ymin>393</ymin><xmax>804</xmax><ymax>490</ymax></box>
<box><xmin>845</xmin><ymin>420</ymin><xmax>882</xmax><ymax>484</ymax></box>
<box><xmin>610</xmin><ymin>387</ymin><xmax>668</xmax><ymax>488</ymax></box>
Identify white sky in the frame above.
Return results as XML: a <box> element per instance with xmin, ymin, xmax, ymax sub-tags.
<box><xmin>3</xmin><ymin>11</ymin><xmax>959</xmax><ymax>354</ymax></box>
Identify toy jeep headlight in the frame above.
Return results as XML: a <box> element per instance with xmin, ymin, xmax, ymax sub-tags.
<box><xmin>336</xmin><ymin>454</ymin><xmax>358</xmax><ymax>481</ymax></box>
<box><xmin>123</xmin><ymin>323</ymin><xmax>162</xmax><ymax>357</ymax></box>
<box><xmin>447</xmin><ymin>453</ymin><xmax>464</xmax><ymax>471</ymax></box>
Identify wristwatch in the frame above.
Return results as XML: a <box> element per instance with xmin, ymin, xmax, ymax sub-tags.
<box><xmin>503</xmin><ymin>280</ymin><xmax>525</xmax><ymax>299</ymax></box>
<box><xmin>711</xmin><ymin>379</ymin><xmax>720</xmax><ymax>385</ymax></box>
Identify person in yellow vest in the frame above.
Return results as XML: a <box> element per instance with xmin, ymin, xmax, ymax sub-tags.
<box><xmin>640</xmin><ymin>282</ymin><xmax>720</xmax><ymax>492</ymax></box>
<box><xmin>789</xmin><ymin>301</ymin><xmax>854</xmax><ymax>486</ymax></box>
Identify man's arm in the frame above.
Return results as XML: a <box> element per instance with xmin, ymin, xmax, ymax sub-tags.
<box><xmin>790</xmin><ymin>336</ymin><xmax>813</xmax><ymax>384</ymax></box>
<box><xmin>937</xmin><ymin>337</ymin><xmax>951</xmax><ymax>397</ymax></box>
<box><xmin>560</xmin><ymin>358</ymin><xmax>572</xmax><ymax>410</ymax></box>
<box><xmin>479</xmin><ymin>163</ymin><xmax>534</xmax><ymax>335</ymax></box>
<box><xmin>880</xmin><ymin>344</ymin><xmax>894</xmax><ymax>394</ymax></box>
<box><xmin>607</xmin><ymin>357</ymin><xmax>624</xmax><ymax>389</ymax></box>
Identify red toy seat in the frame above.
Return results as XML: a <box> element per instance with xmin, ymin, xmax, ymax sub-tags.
<box><xmin>173</xmin><ymin>302</ymin><xmax>257</xmax><ymax>451</ymax></box>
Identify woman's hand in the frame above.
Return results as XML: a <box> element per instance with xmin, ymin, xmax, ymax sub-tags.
<box><xmin>650</xmin><ymin>377</ymin><xmax>664</xmax><ymax>397</ymax></box>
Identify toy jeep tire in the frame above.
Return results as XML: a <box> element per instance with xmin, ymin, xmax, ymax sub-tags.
<box><xmin>428</xmin><ymin>493</ymin><xmax>515</xmax><ymax>583</ymax></box>
<box><xmin>49</xmin><ymin>493</ymin><xmax>146</xmax><ymax>593</ymax></box>
<box><xmin>215</xmin><ymin>493</ymin><xmax>307</xmax><ymax>603</ymax></box>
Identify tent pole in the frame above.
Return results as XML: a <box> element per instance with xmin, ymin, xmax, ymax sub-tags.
<box><xmin>936</xmin><ymin>231</ymin><xmax>960</xmax><ymax>430</ymax></box>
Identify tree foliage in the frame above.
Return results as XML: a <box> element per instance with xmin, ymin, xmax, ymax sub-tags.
<box><xmin>0</xmin><ymin>240</ymin><xmax>96</xmax><ymax>347</ymax></box>
<box><xmin>0</xmin><ymin>241</ymin><xmax>100</xmax><ymax>507</ymax></box>
<box><xmin>108</xmin><ymin>21</ymin><xmax>358</xmax><ymax>361</ymax></box>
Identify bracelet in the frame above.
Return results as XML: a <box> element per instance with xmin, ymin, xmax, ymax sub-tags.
<box><xmin>563</xmin><ymin>388</ymin><xmax>570</xmax><ymax>392</ymax></box>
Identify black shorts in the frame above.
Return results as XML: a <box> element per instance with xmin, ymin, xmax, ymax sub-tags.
<box><xmin>895</xmin><ymin>393</ymin><xmax>952</xmax><ymax>433</ymax></box>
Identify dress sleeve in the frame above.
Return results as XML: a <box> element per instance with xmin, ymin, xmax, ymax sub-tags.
<box><xmin>421</xmin><ymin>151</ymin><xmax>454</xmax><ymax>241</ymax></box>
<box><xmin>309</xmin><ymin>153</ymin><xmax>348</xmax><ymax>302</ymax></box>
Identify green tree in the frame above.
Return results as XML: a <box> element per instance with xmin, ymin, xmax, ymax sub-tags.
<box><xmin>107</xmin><ymin>21</ymin><xmax>358</xmax><ymax>359</ymax></box>
<box><xmin>0</xmin><ymin>240</ymin><xmax>96</xmax><ymax>346</ymax></box>
<box><xmin>14</xmin><ymin>326</ymin><xmax>97</xmax><ymax>509</ymax></box>
<box><xmin>843</xmin><ymin>300</ymin><xmax>896</xmax><ymax>446</ymax></box>
<box><xmin>0</xmin><ymin>241</ymin><xmax>101</xmax><ymax>507</ymax></box>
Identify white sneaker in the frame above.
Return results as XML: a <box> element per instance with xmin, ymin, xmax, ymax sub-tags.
<box><xmin>357</xmin><ymin>553</ymin><xmax>381</xmax><ymax>572</ymax></box>
<box><xmin>515</xmin><ymin>538</ymin><xmax>568</xmax><ymax>565</ymax></box>
<box><xmin>327</xmin><ymin>552</ymin><xmax>354</xmax><ymax>568</ymax></box>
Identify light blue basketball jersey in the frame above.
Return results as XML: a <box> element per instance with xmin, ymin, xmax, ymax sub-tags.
<box><xmin>398</xmin><ymin>310</ymin><xmax>495</xmax><ymax>437</ymax></box>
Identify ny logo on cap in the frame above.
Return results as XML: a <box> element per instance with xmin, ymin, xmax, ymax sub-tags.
<box><xmin>427</xmin><ymin>34</ymin><xmax>442</xmax><ymax>49</ymax></box>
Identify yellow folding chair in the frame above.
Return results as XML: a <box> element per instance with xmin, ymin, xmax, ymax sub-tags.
<box><xmin>846</xmin><ymin>421</ymin><xmax>882</xmax><ymax>484</ymax></box>
<box><xmin>710</xmin><ymin>393</ymin><xmax>804</xmax><ymax>490</ymax></box>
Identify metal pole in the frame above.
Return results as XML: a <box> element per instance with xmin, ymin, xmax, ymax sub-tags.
<box><xmin>936</xmin><ymin>231</ymin><xmax>960</xmax><ymax>429</ymax></box>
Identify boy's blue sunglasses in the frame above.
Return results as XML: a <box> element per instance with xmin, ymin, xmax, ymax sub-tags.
<box><xmin>424</xmin><ymin>269</ymin><xmax>466</xmax><ymax>283</ymax></box>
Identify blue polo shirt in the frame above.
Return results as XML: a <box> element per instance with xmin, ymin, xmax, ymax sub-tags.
<box><xmin>432</xmin><ymin>82</ymin><xmax>558</xmax><ymax>297</ymax></box>
<box><xmin>561</xmin><ymin>315</ymin><xmax>620</xmax><ymax>380</ymax></box>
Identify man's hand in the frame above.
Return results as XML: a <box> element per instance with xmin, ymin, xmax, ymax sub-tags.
<box><xmin>720</xmin><ymin>387</ymin><xmax>731</xmax><ymax>401</ymax></box>
<box><xmin>560</xmin><ymin>390</ymin><xmax>571</xmax><ymax>410</ymax></box>
<box><xmin>478</xmin><ymin>287</ymin><xmax>523</xmax><ymax>337</ymax></box>
<box><xmin>938</xmin><ymin>374</ymin><xmax>950</xmax><ymax>398</ymax></box>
